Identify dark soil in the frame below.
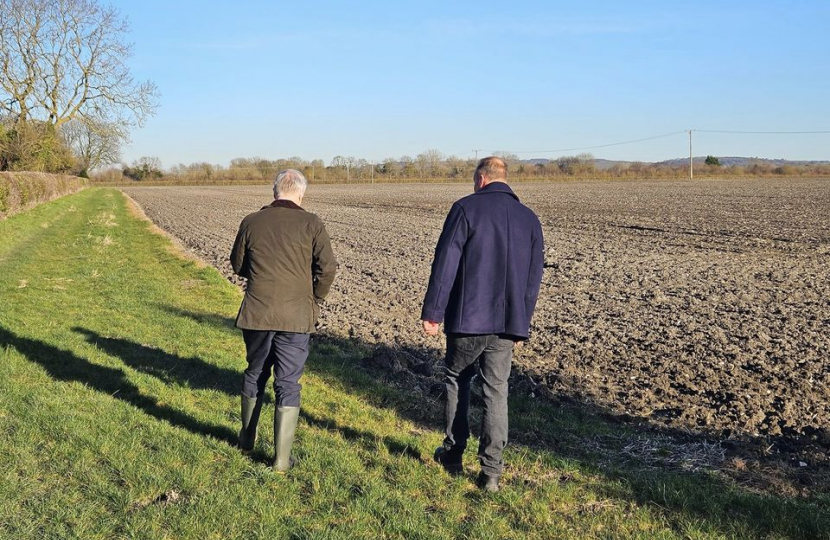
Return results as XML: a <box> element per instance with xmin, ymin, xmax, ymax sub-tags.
<box><xmin>124</xmin><ymin>179</ymin><xmax>830</xmax><ymax>451</ymax></box>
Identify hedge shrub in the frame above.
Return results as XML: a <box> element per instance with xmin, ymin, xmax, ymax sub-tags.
<box><xmin>0</xmin><ymin>172</ymin><xmax>88</xmax><ymax>219</ymax></box>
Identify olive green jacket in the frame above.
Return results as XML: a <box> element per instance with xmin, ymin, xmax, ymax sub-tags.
<box><xmin>231</xmin><ymin>200</ymin><xmax>337</xmax><ymax>332</ymax></box>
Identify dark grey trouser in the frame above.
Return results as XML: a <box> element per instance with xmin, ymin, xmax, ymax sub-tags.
<box><xmin>443</xmin><ymin>334</ymin><xmax>514</xmax><ymax>477</ymax></box>
<box><xmin>242</xmin><ymin>330</ymin><xmax>310</xmax><ymax>407</ymax></box>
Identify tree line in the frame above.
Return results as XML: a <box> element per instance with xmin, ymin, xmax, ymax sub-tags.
<box><xmin>91</xmin><ymin>151</ymin><xmax>830</xmax><ymax>185</ymax></box>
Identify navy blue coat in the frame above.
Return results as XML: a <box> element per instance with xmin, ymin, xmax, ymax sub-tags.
<box><xmin>421</xmin><ymin>182</ymin><xmax>544</xmax><ymax>340</ymax></box>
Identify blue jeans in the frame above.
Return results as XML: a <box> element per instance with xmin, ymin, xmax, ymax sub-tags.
<box><xmin>242</xmin><ymin>330</ymin><xmax>309</xmax><ymax>407</ymax></box>
<box><xmin>443</xmin><ymin>334</ymin><xmax>514</xmax><ymax>477</ymax></box>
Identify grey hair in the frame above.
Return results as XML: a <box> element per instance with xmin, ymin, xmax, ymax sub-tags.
<box><xmin>273</xmin><ymin>169</ymin><xmax>308</xmax><ymax>198</ymax></box>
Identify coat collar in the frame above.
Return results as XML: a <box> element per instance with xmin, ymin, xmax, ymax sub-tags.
<box><xmin>261</xmin><ymin>199</ymin><xmax>304</xmax><ymax>211</ymax></box>
<box><xmin>477</xmin><ymin>181</ymin><xmax>519</xmax><ymax>201</ymax></box>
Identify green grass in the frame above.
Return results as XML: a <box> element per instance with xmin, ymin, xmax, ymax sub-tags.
<box><xmin>0</xmin><ymin>188</ymin><xmax>827</xmax><ymax>539</ymax></box>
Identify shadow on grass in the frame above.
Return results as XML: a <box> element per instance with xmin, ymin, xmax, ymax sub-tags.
<box><xmin>157</xmin><ymin>305</ymin><xmax>238</xmax><ymax>334</ymax></box>
<box><xmin>300</xmin><ymin>409</ymin><xmax>424</xmax><ymax>463</ymax></box>
<box><xmin>0</xmin><ymin>325</ymin><xmax>238</xmax><ymax>446</ymax></box>
<box><xmin>164</xmin><ymin>307</ymin><xmax>830</xmax><ymax>540</ymax></box>
<box><xmin>72</xmin><ymin>327</ymin><xmax>253</xmax><ymax>399</ymax></box>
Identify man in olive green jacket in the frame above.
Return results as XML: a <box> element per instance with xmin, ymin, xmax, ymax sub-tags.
<box><xmin>230</xmin><ymin>169</ymin><xmax>337</xmax><ymax>471</ymax></box>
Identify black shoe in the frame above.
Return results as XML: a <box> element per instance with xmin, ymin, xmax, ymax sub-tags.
<box><xmin>434</xmin><ymin>447</ymin><xmax>463</xmax><ymax>475</ymax></box>
<box><xmin>476</xmin><ymin>472</ymin><xmax>500</xmax><ymax>493</ymax></box>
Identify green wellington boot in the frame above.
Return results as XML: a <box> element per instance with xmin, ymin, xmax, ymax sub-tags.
<box><xmin>272</xmin><ymin>406</ymin><xmax>300</xmax><ymax>472</ymax></box>
<box><xmin>239</xmin><ymin>395</ymin><xmax>263</xmax><ymax>453</ymax></box>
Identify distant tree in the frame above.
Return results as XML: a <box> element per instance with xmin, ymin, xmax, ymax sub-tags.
<box><xmin>493</xmin><ymin>151</ymin><xmax>519</xmax><ymax>164</ymax></box>
<box><xmin>255</xmin><ymin>158</ymin><xmax>276</xmax><ymax>180</ymax></box>
<box><xmin>414</xmin><ymin>153</ymin><xmax>427</xmax><ymax>179</ymax></box>
<box><xmin>381</xmin><ymin>158</ymin><xmax>399</xmax><ymax>177</ymax></box>
<box><xmin>90</xmin><ymin>166</ymin><xmax>123</xmax><ymax>183</ymax></box>
<box><xmin>353</xmin><ymin>158</ymin><xmax>369</xmax><ymax>179</ymax></box>
<box><xmin>330</xmin><ymin>156</ymin><xmax>357</xmax><ymax>181</ymax></box>
<box><xmin>123</xmin><ymin>156</ymin><xmax>162</xmax><ymax>181</ymax></box>
<box><xmin>343</xmin><ymin>156</ymin><xmax>358</xmax><ymax>182</ymax></box>
<box><xmin>399</xmin><ymin>155</ymin><xmax>416</xmax><ymax>178</ymax></box>
<box><xmin>705</xmin><ymin>155</ymin><xmax>721</xmax><ymax>167</ymax></box>
<box><xmin>61</xmin><ymin>116</ymin><xmax>125</xmax><ymax>174</ymax></box>
<box><xmin>557</xmin><ymin>153</ymin><xmax>595</xmax><ymax>176</ymax></box>
<box><xmin>230</xmin><ymin>157</ymin><xmax>252</xmax><ymax>169</ymax></box>
<box><xmin>444</xmin><ymin>155</ymin><xmax>468</xmax><ymax>178</ymax></box>
<box><xmin>285</xmin><ymin>156</ymin><xmax>307</xmax><ymax>169</ymax></box>
<box><xmin>197</xmin><ymin>162</ymin><xmax>215</xmax><ymax>181</ymax></box>
<box><xmin>416</xmin><ymin>149</ymin><xmax>444</xmax><ymax>179</ymax></box>
<box><xmin>309</xmin><ymin>159</ymin><xmax>324</xmax><ymax>181</ymax></box>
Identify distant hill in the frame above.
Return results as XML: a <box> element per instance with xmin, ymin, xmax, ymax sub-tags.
<box><xmin>658</xmin><ymin>156</ymin><xmax>830</xmax><ymax>167</ymax></box>
<box><xmin>519</xmin><ymin>157</ymin><xmax>830</xmax><ymax>168</ymax></box>
<box><xmin>522</xmin><ymin>158</ymin><xmax>629</xmax><ymax>169</ymax></box>
<box><xmin>594</xmin><ymin>159</ymin><xmax>630</xmax><ymax>170</ymax></box>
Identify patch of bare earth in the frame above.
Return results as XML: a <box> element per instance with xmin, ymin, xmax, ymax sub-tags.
<box><xmin>124</xmin><ymin>178</ymin><xmax>830</xmax><ymax>495</ymax></box>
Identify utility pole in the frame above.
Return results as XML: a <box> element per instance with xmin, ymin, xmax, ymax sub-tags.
<box><xmin>371</xmin><ymin>161</ymin><xmax>374</xmax><ymax>184</ymax></box>
<box><xmin>688</xmin><ymin>130</ymin><xmax>693</xmax><ymax>180</ymax></box>
<box><xmin>472</xmin><ymin>149</ymin><xmax>482</xmax><ymax>162</ymax></box>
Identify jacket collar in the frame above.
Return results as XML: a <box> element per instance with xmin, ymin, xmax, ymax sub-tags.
<box><xmin>262</xmin><ymin>199</ymin><xmax>304</xmax><ymax>211</ymax></box>
<box><xmin>477</xmin><ymin>181</ymin><xmax>519</xmax><ymax>201</ymax></box>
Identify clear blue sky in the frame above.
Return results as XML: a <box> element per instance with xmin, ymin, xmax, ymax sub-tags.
<box><xmin>113</xmin><ymin>0</ymin><xmax>830</xmax><ymax>167</ymax></box>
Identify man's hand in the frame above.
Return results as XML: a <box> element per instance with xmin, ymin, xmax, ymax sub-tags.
<box><xmin>422</xmin><ymin>320</ymin><xmax>441</xmax><ymax>336</ymax></box>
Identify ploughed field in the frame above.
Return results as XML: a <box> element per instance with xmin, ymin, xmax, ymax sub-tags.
<box><xmin>123</xmin><ymin>179</ymin><xmax>830</xmax><ymax>442</ymax></box>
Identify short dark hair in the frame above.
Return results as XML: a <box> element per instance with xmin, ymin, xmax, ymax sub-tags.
<box><xmin>475</xmin><ymin>156</ymin><xmax>507</xmax><ymax>182</ymax></box>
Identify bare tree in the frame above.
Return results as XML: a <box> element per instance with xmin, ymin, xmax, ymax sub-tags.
<box><xmin>416</xmin><ymin>149</ymin><xmax>444</xmax><ymax>179</ymax></box>
<box><xmin>0</xmin><ymin>0</ymin><xmax>158</xmax><ymax>130</ymax></box>
<box><xmin>381</xmin><ymin>157</ymin><xmax>399</xmax><ymax>178</ymax></box>
<box><xmin>444</xmin><ymin>155</ymin><xmax>469</xmax><ymax>178</ymax></box>
<box><xmin>255</xmin><ymin>158</ymin><xmax>276</xmax><ymax>180</ymax></box>
<box><xmin>492</xmin><ymin>151</ymin><xmax>519</xmax><ymax>166</ymax></box>
<box><xmin>399</xmin><ymin>155</ymin><xmax>416</xmax><ymax>178</ymax></box>
<box><xmin>61</xmin><ymin>116</ymin><xmax>125</xmax><ymax>172</ymax></box>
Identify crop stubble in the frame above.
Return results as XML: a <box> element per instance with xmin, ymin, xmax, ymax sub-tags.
<box><xmin>123</xmin><ymin>179</ymin><xmax>830</xmax><ymax>443</ymax></box>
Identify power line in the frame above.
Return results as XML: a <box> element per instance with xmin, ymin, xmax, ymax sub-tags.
<box><xmin>508</xmin><ymin>131</ymin><xmax>687</xmax><ymax>154</ymax></box>
<box><xmin>497</xmin><ymin>128</ymin><xmax>830</xmax><ymax>157</ymax></box>
<box><xmin>694</xmin><ymin>129</ymin><xmax>830</xmax><ymax>134</ymax></box>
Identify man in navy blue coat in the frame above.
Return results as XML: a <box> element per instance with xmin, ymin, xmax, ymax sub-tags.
<box><xmin>422</xmin><ymin>156</ymin><xmax>544</xmax><ymax>492</ymax></box>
